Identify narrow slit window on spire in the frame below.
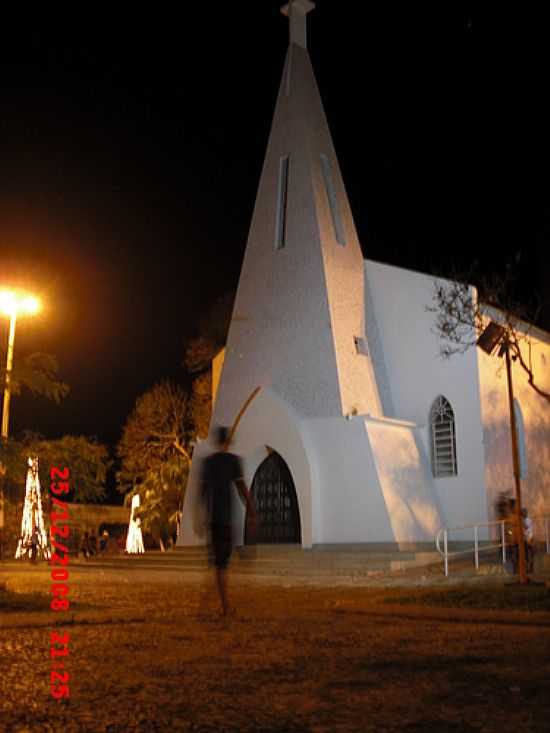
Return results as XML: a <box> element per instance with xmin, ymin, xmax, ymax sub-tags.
<box><xmin>275</xmin><ymin>154</ymin><xmax>290</xmax><ymax>250</ymax></box>
<box><xmin>320</xmin><ymin>153</ymin><xmax>345</xmax><ymax>246</ymax></box>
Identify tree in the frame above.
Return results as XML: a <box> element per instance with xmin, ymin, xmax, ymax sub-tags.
<box><xmin>184</xmin><ymin>291</ymin><xmax>235</xmax><ymax>372</ymax></box>
<box><xmin>0</xmin><ymin>434</ymin><xmax>110</xmax><ymax>504</ymax></box>
<box><xmin>33</xmin><ymin>435</ymin><xmax>110</xmax><ymax>503</ymax></box>
<box><xmin>188</xmin><ymin>371</ymin><xmax>212</xmax><ymax>441</ymax></box>
<box><xmin>0</xmin><ymin>434</ymin><xmax>110</xmax><ymax>556</ymax></box>
<box><xmin>183</xmin><ymin>291</ymin><xmax>235</xmax><ymax>439</ymax></box>
<box><xmin>116</xmin><ymin>294</ymin><xmax>235</xmax><ymax>546</ymax></box>
<box><xmin>0</xmin><ymin>351</ymin><xmax>70</xmax><ymax>403</ymax></box>
<box><xmin>117</xmin><ymin>382</ymin><xmax>191</xmax><ymax>547</ymax></box>
<box><xmin>0</xmin><ymin>348</ymin><xmax>70</xmax><ymax>557</ymax></box>
<box><xmin>126</xmin><ymin>457</ymin><xmax>187</xmax><ymax>550</ymax></box>
<box><xmin>117</xmin><ymin>381</ymin><xmax>190</xmax><ymax>488</ymax></box>
<box><xmin>428</xmin><ymin>263</ymin><xmax>550</xmax><ymax>403</ymax></box>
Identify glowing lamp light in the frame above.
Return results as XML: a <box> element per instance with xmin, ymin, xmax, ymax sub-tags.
<box><xmin>0</xmin><ymin>288</ymin><xmax>42</xmax><ymax>443</ymax></box>
<box><xmin>22</xmin><ymin>295</ymin><xmax>41</xmax><ymax>315</ymax></box>
<box><xmin>0</xmin><ymin>290</ymin><xmax>41</xmax><ymax>317</ymax></box>
<box><xmin>0</xmin><ymin>291</ymin><xmax>16</xmax><ymax>316</ymax></box>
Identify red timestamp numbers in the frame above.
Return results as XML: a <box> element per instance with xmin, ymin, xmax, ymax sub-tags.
<box><xmin>49</xmin><ymin>466</ymin><xmax>71</xmax><ymax>700</ymax></box>
<box><xmin>50</xmin><ymin>631</ymin><xmax>70</xmax><ymax>700</ymax></box>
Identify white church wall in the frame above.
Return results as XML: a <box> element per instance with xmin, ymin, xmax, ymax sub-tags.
<box><xmin>178</xmin><ymin>387</ymin><xmax>317</xmax><ymax>547</ymax></box>
<box><xmin>364</xmin><ymin>260</ymin><xmax>489</xmax><ymax>529</ymax></box>
<box><xmin>304</xmin><ymin>414</ymin><xmax>446</xmax><ymax>545</ymax></box>
<box><xmin>365</xmin><ymin>418</ymin><xmax>443</xmax><ymax>544</ymax></box>
<box><xmin>477</xmin><ymin>325</ymin><xmax>550</xmax><ymax>534</ymax></box>
<box><xmin>303</xmin><ymin>416</ymin><xmax>394</xmax><ymax>543</ymax></box>
<box><xmin>364</xmin><ymin>276</ymin><xmax>395</xmax><ymax>417</ymax></box>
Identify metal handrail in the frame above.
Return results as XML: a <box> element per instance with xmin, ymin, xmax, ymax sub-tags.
<box><xmin>435</xmin><ymin>516</ymin><xmax>550</xmax><ymax>577</ymax></box>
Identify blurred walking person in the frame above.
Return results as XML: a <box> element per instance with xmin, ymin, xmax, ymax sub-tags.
<box><xmin>200</xmin><ymin>425</ymin><xmax>256</xmax><ymax>616</ymax></box>
<box><xmin>80</xmin><ymin>530</ymin><xmax>90</xmax><ymax>560</ymax></box>
<box><xmin>89</xmin><ymin>529</ymin><xmax>98</xmax><ymax>557</ymax></box>
<box><xmin>522</xmin><ymin>507</ymin><xmax>534</xmax><ymax>572</ymax></box>
<box><xmin>29</xmin><ymin>526</ymin><xmax>39</xmax><ymax>563</ymax></box>
<box><xmin>506</xmin><ymin>498</ymin><xmax>520</xmax><ymax>575</ymax></box>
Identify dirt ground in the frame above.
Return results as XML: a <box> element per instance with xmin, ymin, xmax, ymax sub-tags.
<box><xmin>1</xmin><ymin>555</ymin><xmax>550</xmax><ymax>733</ymax></box>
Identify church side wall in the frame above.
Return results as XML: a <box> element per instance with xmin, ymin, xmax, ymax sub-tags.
<box><xmin>477</xmin><ymin>328</ymin><xmax>550</xmax><ymax>533</ymax></box>
<box><xmin>303</xmin><ymin>416</ymin><xmax>394</xmax><ymax>543</ymax></box>
<box><xmin>364</xmin><ymin>418</ymin><xmax>443</xmax><ymax>543</ymax></box>
<box><xmin>304</xmin><ymin>415</ymin><xmax>447</xmax><ymax>545</ymax></box>
<box><xmin>364</xmin><ymin>260</ymin><xmax>489</xmax><ymax>529</ymax></box>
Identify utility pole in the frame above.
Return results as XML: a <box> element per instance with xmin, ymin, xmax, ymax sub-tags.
<box><xmin>477</xmin><ymin>321</ymin><xmax>529</xmax><ymax>584</ymax></box>
<box><xmin>503</xmin><ymin>337</ymin><xmax>528</xmax><ymax>584</ymax></box>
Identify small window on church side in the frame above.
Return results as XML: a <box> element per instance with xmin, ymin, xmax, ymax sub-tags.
<box><xmin>320</xmin><ymin>153</ymin><xmax>345</xmax><ymax>246</ymax></box>
<box><xmin>430</xmin><ymin>396</ymin><xmax>457</xmax><ymax>478</ymax></box>
<box><xmin>275</xmin><ymin>154</ymin><xmax>290</xmax><ymax>250</ymax></box>
<box><xmin>354</xmin><ymin>336</ymin><xmax>369</xmax><ymax>356</ymax></box>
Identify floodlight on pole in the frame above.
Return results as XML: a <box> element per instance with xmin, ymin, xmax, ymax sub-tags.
<box><xmin>476</xmin><ymin>320</ymin><xmax>506</xmax><ymax>357</ymax></box>
<box><xmin>477</xmin><ymin>319</ymin><xmax>528</xmax><ymax>584</ymax></box>
<box><xmin>0</xmin><ymin>289</ymin><xmax>42</xmax><ymax>549</ymax></box>
<box><xmin>0</xmin><ymin>289</ymin><xmax>42</xmax><ymax>440</ymax></box>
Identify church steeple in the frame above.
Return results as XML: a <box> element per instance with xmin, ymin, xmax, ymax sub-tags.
<box><xmin>208</xmin><ymin>1</ymin><xmax>383</xmax><ymax>424</ymax></box>
<box><xmin>178</xmin><ymin>3</ymin><xmax>393</xmax><ymax>551</ymax></box>
<box><xmin>281</xmin><ymin>0</ymin><xmax>315</xmax><ymax>49</ymax></box>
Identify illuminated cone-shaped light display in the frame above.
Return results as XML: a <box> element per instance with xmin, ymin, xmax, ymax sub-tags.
<box><xmin>125</xmin><ymin>493</ymin><xmax>145</xmax><ymax>554</ymax></box>
<box><xmin>15</xmin><ymin>456</ymin><xmax>51</xmax><ymax>560</ymax></box>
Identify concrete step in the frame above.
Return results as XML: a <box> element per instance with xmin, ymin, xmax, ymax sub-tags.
<box><xmin>173</xmin><ymin>544</ymin><xmax>444</xmax><ymax>574</ymax></box>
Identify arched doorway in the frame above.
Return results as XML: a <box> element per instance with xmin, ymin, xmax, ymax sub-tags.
<box><xmin>245</xmin><ymin>451</ymin><xmax>301</xmax><ymax>544</ymax></box>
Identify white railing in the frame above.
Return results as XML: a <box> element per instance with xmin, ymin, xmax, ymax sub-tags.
<box><xmin>435</xmin><ymin>516</ymin><xmax>550</xmax><ymax>577</ymax></box>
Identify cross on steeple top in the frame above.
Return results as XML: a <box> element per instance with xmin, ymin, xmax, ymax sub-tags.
<box><xmin>281</xmin><ymin>0</ymin><xmax>315</xmax><ymax>49</ymax></box>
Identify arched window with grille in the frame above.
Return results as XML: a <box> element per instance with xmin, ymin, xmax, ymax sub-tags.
<box><xmin>430</xmin><ymin>396</ymin><xmax>458</xmax><ymax>477</ymax></box>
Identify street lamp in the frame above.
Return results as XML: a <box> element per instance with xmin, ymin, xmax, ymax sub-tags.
<box><xmin>0</xmin><ymin>289</ymin><xmax>41</xmax><ymax>439</ymax></box>
<box><xmin>477</xmin><ymin>320</ymin><xmax>528</xmax><ymax>584</ymax></box>
<box><xmin>0</xmin><ymin>289</ymin><xmax>41</xmax><ymax>547</ymax></box>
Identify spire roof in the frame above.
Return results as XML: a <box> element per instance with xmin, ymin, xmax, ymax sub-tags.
<box><xmin>281</xmin><ymin>0</ymin><xmax>315</xmax><ymax>49</ymax></box>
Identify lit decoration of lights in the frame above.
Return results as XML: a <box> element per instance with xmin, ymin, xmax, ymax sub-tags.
<box><xmin>125</xmin><ymin>493</ymin><xmax>145</xmax><ymax>554</ymax></box>
<box><xmin>15</xmin><ymin>457</ymin><xmax>51</xmax><ymax>560</ymax></box>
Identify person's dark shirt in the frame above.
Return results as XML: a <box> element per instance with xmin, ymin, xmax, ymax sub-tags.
<box><xmin>200</xmin><ymin>451</ymin><xmax>244</xmax><ymax>526</ymax></box>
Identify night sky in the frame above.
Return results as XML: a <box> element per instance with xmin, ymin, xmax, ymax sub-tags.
<box><xmin>1</xmin><ymin>3</ymin><xmax>548</xmax><ymax>450</ymax></box>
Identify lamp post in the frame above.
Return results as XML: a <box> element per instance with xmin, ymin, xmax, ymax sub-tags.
<box><xmin>2</xmin><ymin>306</ymin><xmax>18</xmax><ymax>440</ymax></box>
<box><xmin>477</xmin><ymin>320</ymin><xmax>528</xmax><ymax>584</ymax></box>
<box><xmin>0</xmin><ymin>290</ymin><xmax>41</xmax><ymax>438</ymax></box>
<box><xmin>0</xmin><ymin>290</ymin><xmax>41</xmax><ymax>547</ymax></box>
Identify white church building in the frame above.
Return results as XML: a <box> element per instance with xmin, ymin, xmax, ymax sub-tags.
<box><xmin>179</xmin><ymin>1</ymin><xmax>550</xmax><ymax>550</ymax></box>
